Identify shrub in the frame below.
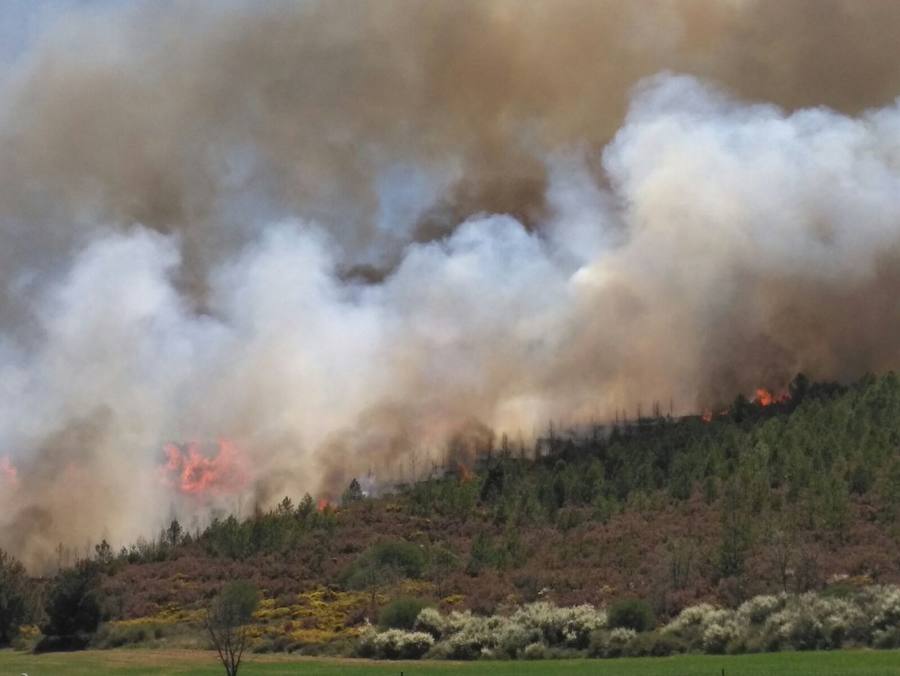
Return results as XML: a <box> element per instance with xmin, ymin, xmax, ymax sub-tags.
<box><xmin>522</xmin><ymin>641</ymin><xmax>546</xmax><ymax>659</ymax></box>
<box><xmin>0</xmin><ymin>549</ymin><xmax>30</xmax><ymax>646</ymax></box>
<box><xmin>590</xmin><ymin>627</ymin><xmax>637</xmax><ymax>657</ymax></box>
<box><xmin>414</xmin><ymin>607</ymin><xmax>446</xmax><ymax>638</ymax></box>
<box><xmin>497</xmin><ymin>622</ymin><xmax>541</xmax><ymax>658</ymax></box>
<box><xmin>702</xmin><ymin>621</ymin><xmax>739</xmax><ymax>654</ymax></box>
<box><xmin>625</xmin><ymin>630</ymin><xmax>684</xmax><ymax>657</ymax></box>
<box><xmin>736</xmin><ymin>594</ymin><xmax>785</xmax><ymax>625</ymax></box>
<box><xmin>38</xmin><ymin>561</ymin><xmax>102</xmax><ymax>651</ymax></box>
<box><xmin>441</xmin><ymin>615</ymin><xmax>510</xmax><ymax>659</ymax></box>
<box><xmin>874</xmin><ymin>626</ymin><xmax>900</xmax><ymax>649</ymax></box>
<box><xmin>871</xmin><ymin>586</ymin><xmax>900</xmax><ymax>631</ymax></box>
<box><xmin>608</xmin><ymin>598</ymin><xmax>655</xmax><ymax>633</ymax></box>
<box><xmin>91</xmin><ymin>621</ymin><xmax>168</xmax><ymax>648</ymax></box>
<box><xmin>8</xmin><ymin>623</ymin><xmax>40</xmax><ymax>652</ymax></box>
<box><xmin>343</xmin><ymin>540</ymin><xmax>426</xmax><ymax>589</ymax></box>
<box><xmin>358</xmin><ymin>627</ymin><xmax>434</xmax><ymax>659</ymax></box>
<box><xmin>412</xmin><ymin>602</ymin><xmax>607</xmax><ymax>659</ymax></box>
<box><xmin>509</xmin><ymin>602</ymin><xmax>606</xmax><ymax>649</ymax></box>
<box><xmin>379</xmin><ymin>597</ymin><xmax>430</xmax><ymax>630</ymax></box>
<box><xmin>360</xmin><ymin>588</ymin><xmax>900</xmax><ymax>660</ymax></box>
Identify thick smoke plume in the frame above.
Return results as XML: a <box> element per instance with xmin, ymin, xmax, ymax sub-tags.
<box><xmin>4</xmin><ymin>0</ymin><xmax>900</xmax><ymax>568</ymax></box>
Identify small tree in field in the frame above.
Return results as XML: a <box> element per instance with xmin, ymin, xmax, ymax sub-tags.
<box><xmin>206</xmin><ymin>581</ymin><xmax>259</xmax><ymax>676</ymax></box>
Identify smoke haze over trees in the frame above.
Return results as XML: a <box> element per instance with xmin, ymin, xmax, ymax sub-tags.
<box><xmin>5</xmin><ymin>0</ymin><xmax>900</xmax><ymax>567</ymax></box>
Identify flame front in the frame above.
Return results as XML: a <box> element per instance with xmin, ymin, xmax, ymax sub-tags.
<box><xmin>754</xmin><ymin>388</ymin><xmax>790</xmax><ymax>407</ymax></box>
<box><xmin>754</xmin><ymin>388</ymin><xmax>775</xmax><ymax>406</ymax></box>
<box><xmin>161</xmin><ymin>440</ymin><xmax>249</xmax><ymax>497</ymax></box>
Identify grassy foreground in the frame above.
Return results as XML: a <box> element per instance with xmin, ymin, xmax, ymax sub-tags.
<box><xmin>3</xmin><ymin>649</ymin><xmax>900</xmax><ymax>676</ymax></box>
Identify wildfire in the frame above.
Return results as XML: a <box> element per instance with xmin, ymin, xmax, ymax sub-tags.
<box><xmin>317</xmin><ymin>498</ymin><xmax>330</xmax><ymax>512</ymax></box>
<box><xmin>754</xmin><ymin>388</ymin><xmax>790</xmax><ymax>407</ymax></box>
<box><xmin>754</xmin><ymin>388</ymin><xmax>774</xmax><ymax>406</ymax></box>
<box><xmin>161</xmin><ymin>440</ymin><xmax>249</xmax><ymax>497</ymax></box>
<box><xmin>701</xmin><ymin>388</ymin><xmax>789</xmax><ymax>422</ymax></box>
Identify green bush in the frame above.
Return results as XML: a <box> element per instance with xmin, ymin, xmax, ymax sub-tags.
<box><xmin>625</xmin><ymin>630</ymin><xmax>684</xmax><ymax>657</ymax></box>
<box><xmin>343</xmin><ymin>540</ymin><xmax>426</xmax><ymax>589</ymax></box>
<box><xmin>252</xmin><ymin>634</ymin><xmax>293</xmax><ymax>653</ymax></box>
<box><xmin>91</xmin><ymin>621</ymin><xmax>168</xmax><ymax>649</ymax></box>
<box><xmin>522</xmin><ymin>641</ymin><xmax>546</xmax><ymax>659</ymax></box>
<box><xmin>608</xmin><ymin>598</ymin><xmax>655</xmax><ymax>633</ymax></box>
<box><xmin>38</xmin><ymin>561</ymin><xmax>102</xmax><ymax>651</ymax></box>
<box><xmin>378</xmin><ymin>597</ymin><xmax>431</xmax><ymax>630</ymax></box>
<box><xmin>588</xmin><ymin>627</ymin><xmax>637</xmax><ymax>657</ymax></box>
<box><xmin>0</xmin><ymin>549</ymin><xmax>30</xmax><ymax>646</ymax></box>
<box><xmin>874</xmin><ymin>626</ymin><xmax>900</xmax><ymax>649</ymax></box>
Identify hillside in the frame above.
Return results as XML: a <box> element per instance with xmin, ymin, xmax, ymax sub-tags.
<box><xmin>87</xmin><ymin>373</ymin><xmax>900</xmax><ymax>633</ymax></box>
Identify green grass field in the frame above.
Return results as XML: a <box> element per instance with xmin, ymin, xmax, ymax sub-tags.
<box><xmin>3</xmin><ymin>649</ymin><xmax>900</xmax><ymax>676</ymax></box>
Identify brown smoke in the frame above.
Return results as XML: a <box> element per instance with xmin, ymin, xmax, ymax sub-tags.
<box><xmin>5</xmin><ymin>0</ymin><xmax>900</xmax><ymax>281</ymax></box>
<box><xmin>4</xmin><ymin>0</ymin><xmax>900</xmax><ymax>568</ymax></box>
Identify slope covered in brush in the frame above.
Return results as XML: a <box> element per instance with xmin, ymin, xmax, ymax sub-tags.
<box><xmin>88</xmin><ymin>372</ymin><xmax>900</xmax><ymax>624</ymax></box>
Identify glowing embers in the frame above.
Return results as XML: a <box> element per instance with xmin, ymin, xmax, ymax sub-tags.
<box><xmin>161</xmin><ymin>440</ymin><xmax>249</xmax><ymax>497</ymax></box>
<box><xmin>700</xmin><ymin>387</ymin><xmax>790</xmax><ymax>423</ymax></box>
<box><xmin>754</xmin><ymin>388</ymin><xmax>790</xmax><ymax>406</ymax></box>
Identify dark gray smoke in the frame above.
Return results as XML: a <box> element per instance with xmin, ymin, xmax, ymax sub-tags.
<box><xmin>4</xmin><ymin>0</ymin><xmax>900</xmax><ymax>568</ymax></box>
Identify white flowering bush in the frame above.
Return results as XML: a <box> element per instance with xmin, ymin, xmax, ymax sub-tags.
<box><xmin>870</xmin><ymin>586</ymin><xmax>900</xmax><ymax>631</ymax></box>
<box><xmin>737</xmin><ymin>594</ymin><xmax>785</xmax><ymax>625</ymax></box>
<box><xmin>413</xmin><ymin>601</ymin><xmax>607</xmax><ymax>658</ymax></box>
<box><xmin>434</xmin><ymin>614</ymin><xmax>513</xmax><ymax>659</ymax></box>
<box><xmin>509</xmin><ymin>602</ymin><xmax>607</xmax><ymax>649</ymax></box>
<box><xmin>606</xmin><ymin>627</ymin><xmax>638</xmax><ymax>656</ymax></box>
<box><xmin>414</xmin><ymin>607</ymin><xmax>448</xmax><ymax>638</ymax></box>
<box><xmin>357</xmin><ymin>627</ymin><xmax>434</xmax><ymax>659</ymax></box>
<box><xmin>523</xmin><ymin>641</ymin><xmax>547</xmax><ymax>659</ymax></box>
<box><xmin>362</xmin><ymin>587</ymin><xmax>900</xmax><ymax>660</ymax></box>
<box><xmin>762</xmin><ymin>592</ymin><xmax>868</xmax><ymax>650</ymax></box>
<box><xmin>662</xmin><ymin>603</ymin><xmax>734</xmax><ymax>647</ymax></box>
<box><xmin>496</xmin><ymin>621</ymin><xmax>543</xmax><ymax>658</ymax></box>
<box><xmin>702</xmin><ymin>620</ymin><xmax>740</xmax><ymax>653</ymax></box>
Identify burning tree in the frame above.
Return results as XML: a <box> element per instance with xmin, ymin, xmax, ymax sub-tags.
<box><xmin>205</xmin><ymin>581</ymin><xmax>259</xmax><ymax>676</ymax></box>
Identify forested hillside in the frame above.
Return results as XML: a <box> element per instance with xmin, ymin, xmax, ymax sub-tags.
<box><xmin>104</xmin><ymin>373</ymin><xmax>900</xmax><ymax>615</ymax></box>
<box><xmin>7</xmin><ymin>373</ymin><xmax>900</xmax><ymax>653</ymax></box>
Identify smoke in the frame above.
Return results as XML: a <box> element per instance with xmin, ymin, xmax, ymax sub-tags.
<box><xmin>4</xmin><ymin>0</ymin><xmax>900</xmax><ymax>568</ymax></box>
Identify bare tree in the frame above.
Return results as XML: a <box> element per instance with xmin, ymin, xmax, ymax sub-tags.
<box><xmin>409</xmin><ymin>446</ymin><xmax>419</xmax><ymax>483</ymax></box>
<box><xmin>768</xmin><ymin>528</ymin><xmax>796</xmax><ymax>593</ymax></box>
<box><xmin>205</xmin><ymin>581</ymin><xmax>259</xmax><ymax>676</ymax></box>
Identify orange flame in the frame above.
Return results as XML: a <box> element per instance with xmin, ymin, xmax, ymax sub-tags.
<box><xmin>701</xmin><ymin>409</ymin><xmax>713</xmax><ymax>423</ymax></box>
<box><xmin>754</xmin><ymin>388</ymin><xmax>790</xmax><ymax>407</ymax></box>
<box><xmin>161</xmin><ymin>440</ymin><xmax>249</xmax><ymax>497</ymax></box>
<box><xmin>317</xmin><ymin>498</ymin><xmax>330</xmax><ymax>512</ymax></box>
<box><xmin>754</xmin><ymin>388</ymin><xmax>774</xmax><ymax>406</ymax></box>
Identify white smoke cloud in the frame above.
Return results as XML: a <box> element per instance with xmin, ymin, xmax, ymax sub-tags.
<box><xmin>4</xmin><ymin>2</ymin><xmax>900</xmax><ymax>568</ymax></box>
